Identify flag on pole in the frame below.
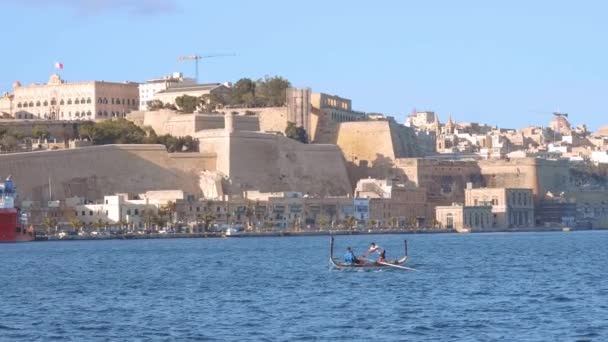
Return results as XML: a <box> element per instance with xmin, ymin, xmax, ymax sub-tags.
<box><xmin>54</xmin><ymin>62</ymin><xmax>63</xmax><ymax>70</ymax></box>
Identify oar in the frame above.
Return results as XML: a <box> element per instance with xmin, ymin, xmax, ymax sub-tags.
<box><xmin>377</xmin><ymin>261</ymin><xmax>418</xmax><ymax>271</ymax></box>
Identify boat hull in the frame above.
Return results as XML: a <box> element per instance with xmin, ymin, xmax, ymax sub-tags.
<box><xmin>0</xmin><ymin>209</ymin><xmax>35</xmax><ymax>243</ymax></box>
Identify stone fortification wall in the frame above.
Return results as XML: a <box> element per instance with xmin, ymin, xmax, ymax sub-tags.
<box><xmin>128</xmin><ymin>110</ymin><xmax>260</xmax><ymax>136</ymax></box>
<box><xmin>168</xmin><ymin>152</ymin><xmax>216</xmax><ymax>173</ymax></box>
<box><xmin>0</xmin><ymin>144</ymin><xmax>205</xmax><ymax>202</ymax></box>
<box><xmin>195</xmin><ymin>130</ymin><xmax>351</xmax><ymax>196</ymax></box>
<box><xmin>241</xmin><ymin>107</ymin><xmax>288</xmax><ymax>133</ymax></box>
<box><xmin>478</xmin><ymin>158</ymin><xmax>569</xmax><ymax>197</ymax></box>
<box><xmin>335</xmin><ymin>120</ymin><xmax>423</xmax><ymax>188</ymax></box>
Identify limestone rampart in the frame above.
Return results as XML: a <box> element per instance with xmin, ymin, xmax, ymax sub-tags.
<box><xmin>195</xmin><ymin>130</ymin><xmax>351</xmax><ymax>196</ymax></box>
<box><xmin>0</xmin><ymin>144</ymin><xmax>205</xmax><ymax>202</ymax></box>
<box><xmin>128</xmin><ymin>110</ymin><xmax>260</xmax><ymax>136</ymax></box>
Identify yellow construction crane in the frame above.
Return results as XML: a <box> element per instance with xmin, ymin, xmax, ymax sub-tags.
<box><xmin>177</xmin><ymin>54</ymin><xmax>235</xmax><ymax>83</ymax></box>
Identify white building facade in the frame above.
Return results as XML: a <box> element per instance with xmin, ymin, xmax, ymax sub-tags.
<box><xmin>139</xmin><ymin>72</ymin><xmax>195</xmax><ymax>110</ymax></box>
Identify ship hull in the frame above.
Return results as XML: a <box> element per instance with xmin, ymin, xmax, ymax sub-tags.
<box><xmin>0</xmin><ymin>208</ymin><xmax>35</xmax><ymax>243</ymax></box>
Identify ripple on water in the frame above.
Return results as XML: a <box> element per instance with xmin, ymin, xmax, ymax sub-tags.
<box><xmin>1</xmin><ymin>232</ymin><xmax>608</xmax><ymax>341</ymax></box>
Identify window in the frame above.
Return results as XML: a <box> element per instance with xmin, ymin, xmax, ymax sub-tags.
<box><xmin>105</xmin><ymin>210</ymin><xmax>108</xmax><ymax>216</ymax></box>
<box><xmin>60</xmin><ymin>100</ymin><xmax>65</xmax><ymax>105</ymax></box>
<box><xmin>134</xmin><ymin>209</ymin><xmax>139</xmax><ymax>215</ymax></box>
<box><xmin>122</xmin><ymin>99</ymin><xmax>125</xmax><ymax>105</ymax></box>
<box><xmin>82</xmin><ymin>211</ymin><xmax>85</xmax><ymax>216</ymax></box>
<box><xmin>104</xmin><ymin>111</ymin><xmax>108</xmax><ymax>116</ymax></box>
<box><xmin>105</xmin><ymin>199</ymin><xmax>108</xmax><ymax>204</ymax></box>
<box><xmin>81</xmin><ymin>98</ymin><xmax>86</xmax><ymax>104</ymax></box>
<box><xmin>98</xmin><ymin>98</ymin><xmax>103</xmax><ymax>104</ymax></box>
<box><xmin>87</xmin><ymin>98</ymin><xmax>91</xmax><ymax>104</ymax></box>
<box><xmin>51</xmin><ymin>99</ymin><xmax>56</xmax><ymax>105</ymax></box>
<box><xmin>36</xmin><ymin>101</ymin><xmax>41</xmax><ymax>107</ymax></box>
<box><xmin>17</xmin><ymin>103</ymin><xmax>22</xmax><ymax>108</ymax></box>
<box><xmin>75</xmin><ymin>211</ymin><xmax>78</xmax><ymax>217</ymax></box>
<box><xmin>43</xmin><ymin>101</ymin><xmax>48</xmax><ymax>106</ymax></box>
<box><xmin>67</xmin><ymin>99</ymin><xmax>72</xmax><ymax>105</ymax></box>
<box><xmin>111</xmin><ymin>98</ymin><xmax>115</xmax><ymax>104</ymax></box>
<box><xmin>87</xmin><ymin>111</ymin><xmax>92</xmax><ymax>116</ymax></box>
<box><xmin>29</xmin><ymin>102</ymin><xmax>34</xmax><ymax>107</ymax></box>
<box><xmin>89</xmin><ymin>211</ymin><xmax>93</xmax><ymax>216</ymax></box>
<box><xmin>98</xmin><ymin>111</ymin><xmax>102</xmax><ymax>116</ymax></box>
<box><xmin>104</xmin><ymin>98</ymin><xmax>108</xmax><ymax>104</ymax></box>
<box><xmin>75</xmin><ymin>99</ymin><xmax>80</xmax><ymax>104</ymax></box>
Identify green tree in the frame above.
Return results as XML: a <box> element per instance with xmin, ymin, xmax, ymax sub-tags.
<box><xmin>345</xmin><ymin>216</ymin><xmax>357</xmax><ymax>231</ymax></box>
<box><xmin>200</xmin><ymin>93</ymin><xmax>226</xmax><ymax>112</ymax></box>
<box><xmin>256</xmin><ymin>76</ymin><xmax>290</xmax><ymax>107</ymax></box>
<box><xmin>175</xmin><ymin>95</ymin><xmax>199</xmax><ymax>113</ymax></box>
<box><xmin>0</xmin><ymin>135</ymin><xmax>19</xmax><ymax>152</ymax></box>
<box><xmin>318</xmin><ymin>214</ymin><xmax>328</xmax><ymax>230</ymax></box>
<box><xmin>285</xmin><ymin>122</ymin><xmax>308</xmax><ymax>143</ymax></box>
<box><xmin>43</xmin><ymin>217</ymin><xmax>58</xmax><ymax>236</ymax></box>
<box><xmin>230</xmin><ymin>78</ymin><xmax>256</xmax><ymax>107</ymax></box>
<box><xmin>32</xmin><ymin>125</ymin><xmax>50</xmax><ymax>140</ymax></box>
<box><xmin>147</xmin><ymin>100</ymin><xmax>164</xmax><ymax>111</ymax></box>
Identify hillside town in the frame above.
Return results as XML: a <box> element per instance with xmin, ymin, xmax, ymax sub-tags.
<box><xmin>1</xmin><ymin>71</ymin><xmax>607</xmax><ymax>237</ymax></box>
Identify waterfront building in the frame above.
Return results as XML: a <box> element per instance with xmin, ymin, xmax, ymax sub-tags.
<box><xmin>68</xmin><ymin>191</ymin><xmax>183</xmax><ymax>229</ymax></box>
<box><xmin>1</xmin><ymin>74</ymin><xmax>138</xmax><ymax>121</ymax></box>
<box><xmin>464</xmin><ymin>185</ymin><xmax>534</xmax><ymax>228</ymax></box>
<box><xmin>139</xmin><ymin>72</ymin><xmax>195</xmax><ymax>110</ymax></box>
<box><xmin>355</xmin><ymin>178</ymin><xmax>430</xmax><ymax>227</ymax></box>
<box><xmin>435</xmin><ymin>203</ymin><xmax>493</xmax><ymax>231</ymax></box>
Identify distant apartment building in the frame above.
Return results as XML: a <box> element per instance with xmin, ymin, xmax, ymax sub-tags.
<box><xmin>405</xmin><ymin>111</ymin><xmax>437</xmax><ymax>131</ymax></box>
<box><xmin>465</xmin><ymin>185</ymin><xmax>534</xmax><ymax>228</ymax></box>
<box><xmin>0</xmin><ymin>74</ymin><xmax>138</xmax><ymax>121</ymax></box>
<box><xmin>152</xmin><ymin>83</ymin><xmax>231</xmax><ymax>108</ymax></box>
<box><xmin>139</xmin><ymin>72</ymin><xmax>195</xmax><ymax>110</ymax></box>
<box><xmin>355</xmin><ymin>178</ymin><xmax>430</xmax><ymax>227</ymax></box>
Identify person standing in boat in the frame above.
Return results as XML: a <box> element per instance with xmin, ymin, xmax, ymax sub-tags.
<box><xmin>365</xmin><ymin>242</ymin><xmax>386</xmax><ymax>262</ymax></box>
<box><xmin>343</xmin><ymin>247</ymin><xmax>360</xmax><ymax>265</ymax></box>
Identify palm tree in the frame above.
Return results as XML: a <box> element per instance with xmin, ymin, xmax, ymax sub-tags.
<box><xmin>345</xmin><ymin>216</ymin><xmax>357</xmax><ymax>231</ymax></box>
<box><xmin>318</xmin><ymin>214</ymin><xmax>328</xmax><ymax>231</ymax></box>
<box><xmin>68</xmin><ymin>217</ymin><xmax>82</xmax><ymax>234</ymax></box>
<box><xmin>43</xmin><ymin>216</ymin><xmax>57</xmax><ymax>236</ymax></box>
<box><xmin>93</xmin><ymin>219</ymin><xmax>104</xmax><ymax>233</ymax></box>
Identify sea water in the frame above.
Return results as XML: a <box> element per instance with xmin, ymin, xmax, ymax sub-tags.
<box><xmin>1</xmin><ymin>231</ymin><xmax>607</xmax><ymax>341</ymax></box>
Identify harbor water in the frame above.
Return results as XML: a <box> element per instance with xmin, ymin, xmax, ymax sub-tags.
<box><xmin>1</xmin><ymin>231</ymin><xmax>607</xmax><ymax>341</ymax></box>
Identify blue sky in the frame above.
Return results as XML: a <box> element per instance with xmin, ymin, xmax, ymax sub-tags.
<box><xmin>1</xmin><ymin>0</ymin><xmax>607</xmax><ymax>130</ymax></box>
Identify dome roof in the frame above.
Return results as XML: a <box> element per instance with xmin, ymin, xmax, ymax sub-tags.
<box><xmin>12</xmin><ymin>81</ymin><xmax>21</xmax><ymax>88</ymax></box>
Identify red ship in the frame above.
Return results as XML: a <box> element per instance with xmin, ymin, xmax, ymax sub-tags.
<box><xmin>0</xmin><ymin>176</ymin><xmax>35</xmax><ymax>242</ymax></box>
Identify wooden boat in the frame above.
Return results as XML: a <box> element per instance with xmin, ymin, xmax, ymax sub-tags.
<box><xmin>329</xmin><ymin>237</ymin><xmax>415</xmax><ymax>271</ymax></box>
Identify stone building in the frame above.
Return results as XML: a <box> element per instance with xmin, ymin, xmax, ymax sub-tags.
<box><xmin>1</xmin><ymin>74</ymin><xmax>138</xmax><ymax>121</ymax></box>
<box><xmin>355</xmin><ymin>178</ymin><xmax>430</xmax><ymax>227</ymax></box>
<box><xmin>405</xmin><ymin>111</ymin><xmax>437</xmax><ymax>132</ymax></box>
<box><xmin>464</xmin><ymin>185</ymin><xmax>534</xmax><ymax>228</ymax></box>
<box><xmin>153</xmin><ymin>83</ymin><xmax>231</xmax><ymax>107</ymax></box>
<box><xmin>139</xmin><ymin>72</ymin><xmax>195</xmax><ymax>110</ymax></box>
<box><xmin>67</xmin><ymin>191</ymin><xmax>183</xmax><ymax>229</ymax></box>
<box><xmin>435</xmin><ymin>204</ymin><xmax>493</xmax><ymax>231</ymax></box>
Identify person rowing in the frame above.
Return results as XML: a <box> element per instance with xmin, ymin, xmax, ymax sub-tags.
<box><xmin>343</xmin><ymin>247</ymin><xmax>361</xmax><ymax>265</ymax></box>
<box><xmin>365</xmin><ymin>242</ymin><xmax>386</xmax><ymax>263</ymax></box>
